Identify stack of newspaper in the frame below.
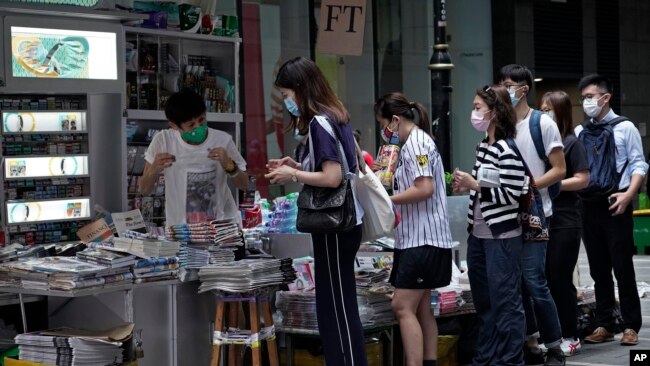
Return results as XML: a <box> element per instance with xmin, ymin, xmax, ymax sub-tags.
<box><xmin>14</xmin><ymin>323</ymin><xmax>132</xmax><ymax>366</ymax></box>
<box><xmin>0</xmin><ymin>244</ymin><xmax>24</xmax><ymax>263</ymax></box>
<box><xmin>132</xmin><ymin>257</ymin><xmax>179</xmax><ymax>284</ymax></box>
<box><xmin>165</xmin><ymin>220</ymin><xmax>244</xmax><ymax>246</ymax></box>
<box><xmin>178</xmin><ymin>244</ymin><xmax>237</xmax><ymax>268</ymax></box>
<box><xmin>357</xmin><ymin>293</ymin><xmax>395</xmax><ymax>326</ymax></box>
<box><xmin>178</xmin><ymin>245</ymin><xmax>210</xmax><ymax>268</ymax></box>
<box><xmin>76</xmin><ymin>248</ymin><xmax>136</xmax><ymax>269</ymax></box>
<box><xmin>276</xmin><ymin>291</ymin><xmax>395</xmax><ymax>331</ymax></box>
<box><xmin>111</xmin><ymin>237</ymin><xmax>181</xmax><ymax>258</ymax></box>
<box><xmin>355</xmin><ymin>268</ymin><xmax>390</xmax><ymax>290</ymax></box>
<box><xmin>197</xmin><ymin>258</ymin><xmax>295</xmax><ymax>293</ymax></box>
<box><xmin>275</xmin><ymin>291</ymin><xmax>318</xmax><ymax>331</ymax></box>
<box><xmin>208</xmin><ymin>245</ymin><xmax>236</xmax><ymax>264</ymax></box>
<box><xmin>0</xmin><ymin>244</ymin><xmax>50</xmax><ymax>264</ymax></box>
<box><xmin>0</xmin><ymin>257</ymin><xmax>133</xmax><ymax>291</ymax></box>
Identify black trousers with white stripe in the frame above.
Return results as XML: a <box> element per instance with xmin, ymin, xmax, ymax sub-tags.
<box><xmin>312</xmin><ymin>224</ymin><xmax>368</xmax><ymax>366</ymax></box>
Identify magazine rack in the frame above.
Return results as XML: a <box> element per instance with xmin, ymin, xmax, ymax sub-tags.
<box><xmin>210</xmin><ymin>289</ymin><xmax>279</xmax><ymax>366</ymax></box>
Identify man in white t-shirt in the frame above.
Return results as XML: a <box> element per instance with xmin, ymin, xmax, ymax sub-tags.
<box><xmin>497</xmin><ymin>64</ymin><xmax>566</xmax><ymax>366</ymax></box>
<box><xmin>139</xmin><ymin>90</ymin><xmax>248</xmax><ymax>226</ymax></box>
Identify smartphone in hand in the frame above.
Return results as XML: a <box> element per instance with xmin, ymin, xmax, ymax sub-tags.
<box><xmin>608</xmin><ymin>196</ymin><xmax>617</xmax><ymax>207</ymax></box>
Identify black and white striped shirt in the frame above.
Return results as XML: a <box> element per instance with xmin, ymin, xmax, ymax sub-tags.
<box><xmin>467</xmin><ymin>139</ymin><xmax>527</xmax><ymax>235</ymax></box>
<box><xmin>393</xmin><ymin>129</ymin><xmax>453</xmax><ymax>249</ymax></box>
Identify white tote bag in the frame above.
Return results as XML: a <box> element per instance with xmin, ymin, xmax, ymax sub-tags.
<box><xmin>354</xmin><ymin>164</ymin><xmax>395</xmax><ymax>243</ymax></box>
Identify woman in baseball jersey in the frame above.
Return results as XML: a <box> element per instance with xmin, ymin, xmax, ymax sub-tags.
<box><xmin>452</xmin><ymin>85</ymin><xmax>528</xmax><ymax>365</ymax></box>
<box><xmin>375</xmin><ymin>92</ymin><xmax>453</xmax><ymax>366</ymax></box>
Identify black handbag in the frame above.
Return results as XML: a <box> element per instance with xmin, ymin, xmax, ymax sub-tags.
<box><xmin>296</xmin><ymin>117</ymin><xmax>357</xmax><ymax>234</ymax></box>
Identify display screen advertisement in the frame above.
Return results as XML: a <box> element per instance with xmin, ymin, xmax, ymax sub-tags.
<box><xmin>2</xmin><ymin>111</ymin><xmax>87</xmax><ymax>133</ymax></box>
<box><xmin>5</xmin><ymin>156</ymin><xmax>89</xmax><ymax>179</ymax></box>
<box><xmin>6</xmin><ymin>198</ymin><xmax>90</xmax><ymax>224</ymax></box>
<box><xmin>10</xmin><ymin>26</ymin><xmax>117</xmax><ymax>80</ymax></box>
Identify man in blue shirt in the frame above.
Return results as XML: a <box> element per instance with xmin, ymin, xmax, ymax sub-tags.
<box><xmin>575</xmin><ymin>74</ymin><xmax>648</xmax><ymax>346</ymax></box>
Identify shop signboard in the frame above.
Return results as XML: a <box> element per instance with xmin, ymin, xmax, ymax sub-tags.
<box><xmin>317</xmin><ymin>0</ymin><xmax>367</xmax><ymax>56</ymax></box>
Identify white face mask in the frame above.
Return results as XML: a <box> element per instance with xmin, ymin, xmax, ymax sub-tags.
<box><xmin>582</xmin><ymin>95</ymin><xmax>606</xmax><ymax>118</ymax></box>
<box><xmin>543</xmin><ymin>110</ymin><xmax>555</xmax><ymax>121</ymax></box>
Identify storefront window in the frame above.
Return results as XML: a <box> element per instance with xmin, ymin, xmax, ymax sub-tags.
<box><xmin>243</xmin><ymin>0</ymin><xmax>432</xmax><ymax>197</ymax></box>
<box><xmin>242</xmin><ymin>0</ymin><xmax>312</xmax><ymax>197</ymax></box>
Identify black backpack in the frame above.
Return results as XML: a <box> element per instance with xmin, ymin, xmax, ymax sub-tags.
<box><xmin>577</xmin><ymin>116</ymin><xmax>629</xmax><ymax>200</ymax></box>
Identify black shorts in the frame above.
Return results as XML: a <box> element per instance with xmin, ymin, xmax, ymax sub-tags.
<box><xmin>389</xmin><ymin>245</ymin><xmax>452</xmax><ymax>289</ymax></box>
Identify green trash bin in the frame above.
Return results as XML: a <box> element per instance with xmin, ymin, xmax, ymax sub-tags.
<box><xmin>633</xmin><ymin>215</ymin><xmax>650</xmax><ymax>254</ymax></box>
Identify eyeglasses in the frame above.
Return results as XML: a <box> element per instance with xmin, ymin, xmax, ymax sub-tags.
<box><xmin>579</xmin><ymin>93</ymin><xmax>606</xmax><ymax>103</ymax></box>
<box><xmin>500</xmin><ymin>83</ymin><xmax>525</xmax><ymax>91</ymax></box>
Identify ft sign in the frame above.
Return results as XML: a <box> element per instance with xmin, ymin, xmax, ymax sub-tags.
<box><xmin>317</xmin><ymin>0</ymin><xmax>367</xmax><ymax>56</ymax></box>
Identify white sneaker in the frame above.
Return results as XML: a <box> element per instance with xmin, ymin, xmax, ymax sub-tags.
<box><xmin>538</xmin><ymin>343</ymin><xmax>548</xmax><ymax>354</ymax></box>
<box><xmin>560</xmin><ymin>338</ymin><xmax>581</xmax><ymax>356</ymax></box>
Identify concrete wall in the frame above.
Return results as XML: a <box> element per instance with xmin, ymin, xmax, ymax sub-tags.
<box><xmin>618</xmin><ymin>0</ymin><xmax>650</xmax><ymax>150</ymax></box>
<box><xmin>492</xmin><ymin>0</ymin><xmax>650</xmax><ymax>152</ymax></box>
<box><xmin>447</xmin><ymin>0</ymin><xmax>493</xmax><ymax>172</ymax></box>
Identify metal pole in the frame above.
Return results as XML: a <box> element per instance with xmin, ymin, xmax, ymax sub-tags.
<box><xmin>429</xmin><ymin>0</ymin><xmax>454</xmax><ymax>171</ymax></box>
<box><xmin>19</xmin><ymin>293</ymin><xmax>27</xmax><ymax>333</ymax></box>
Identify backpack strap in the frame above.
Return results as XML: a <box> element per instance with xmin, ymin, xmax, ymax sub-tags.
<box><xmin>581</xmin><ymin>116</ymin><xmax>628</xmax><ymax>129</ymax></box>
<box><xmin>529</xmin><ymin>109</ymin><xmax>550</xmax><ymax>168</ymax></box>
<box><xmin>311</xmin><ymin>115</ymin><xmax>353</xmax><ymax>180</ymax></box>
<box><xmin>608</xmin><ymin>116</ymin><xmax>628</xmax><ymax>127</ymax></box>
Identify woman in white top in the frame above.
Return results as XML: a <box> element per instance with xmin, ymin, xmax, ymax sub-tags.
<box><xmin>375</xmin><ymin>92</ymin><xmax>453</xmax><ymax>366</ymax></box>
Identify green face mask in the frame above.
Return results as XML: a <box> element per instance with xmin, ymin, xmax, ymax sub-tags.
<box><xmin>181</xmin><ymin>122</ymin><xmax>207</xmax><ymax>143</ymax></box>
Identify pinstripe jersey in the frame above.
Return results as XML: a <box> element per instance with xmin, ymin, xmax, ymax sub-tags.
<box><xmin>393</xmin><ymin>128</ymin><xmax>453</xmax><ymax>249</ymax></box>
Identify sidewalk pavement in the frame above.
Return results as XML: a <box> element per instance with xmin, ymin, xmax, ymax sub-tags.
<box><xmin>564</xmin><ymin>246</ymin><xmax>650</xmax><ymax>366</ymax></box>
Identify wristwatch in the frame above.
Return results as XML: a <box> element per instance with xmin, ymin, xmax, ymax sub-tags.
<box><xmin>291</xmin><ymin>169</ymin><xmax>298</xmax><ymax>183</ymax></box>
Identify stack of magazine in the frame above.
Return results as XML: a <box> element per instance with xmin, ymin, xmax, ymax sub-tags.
<box><xmin>165</xmin><ymin>220</ymin><xmax>244</xmax><ymax>246</ymax></box>
<box><xmin>197</xmin><ymin>258</ymin><xmax>295</xmax><ymax>293</ymax></box>
<box><xmin>15</xmin><ymin>323</ymin><xmax>132</xmax><ymax>366</ymax></box>
<box><xmin>132</xmin><ymin>257</ymin><xmax>179</xmax><ymax>284</ymax></box>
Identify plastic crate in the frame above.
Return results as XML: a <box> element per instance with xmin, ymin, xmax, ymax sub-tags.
<box><xmin>438</xmin><ymin>335</ymin><xmax>459</xmax><ymax>366</ymax></box>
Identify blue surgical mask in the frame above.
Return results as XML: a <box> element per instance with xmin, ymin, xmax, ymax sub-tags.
<box><xmin>293</xmin><ymin>128</ymin><xmax>305</xmax><ymax>142</ymax></box>
<box><xmin>284</xmin><ymin>97</ymin><xmax>300</xmax><ymax>117</ymax></box>
<box><xmin>509</xmin><ymin>86</ymin><xmax>524</xmax><ymax>106</ymax></box>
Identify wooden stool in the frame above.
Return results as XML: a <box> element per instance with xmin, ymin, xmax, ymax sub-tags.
<box><xmin>210</xmin><ymin>291</ymin><xmax>279</xmax><ymax>366</ymax></box>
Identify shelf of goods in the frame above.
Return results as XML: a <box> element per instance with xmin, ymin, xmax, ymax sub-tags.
<box><xmin>123</xmin><ymin>27</ymin><xmax>242</xmax><ymax>226</ymax></box>
<box><xmin>1</xmin><ymin>95</ymin><xmax>92</xmax><ymax>245</ymax></box>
